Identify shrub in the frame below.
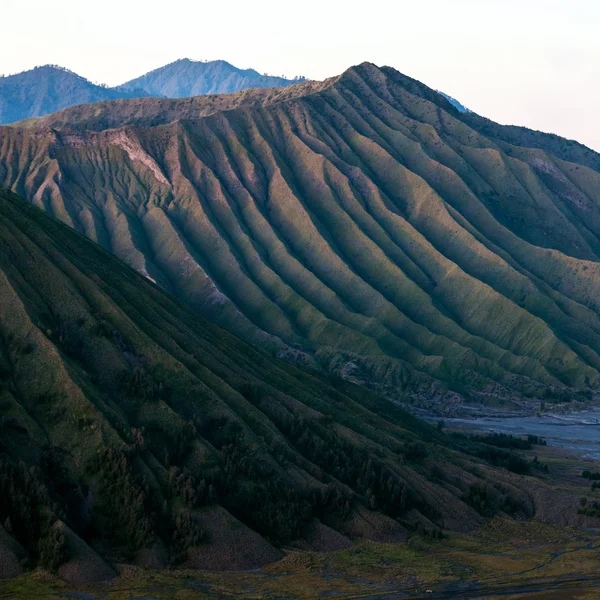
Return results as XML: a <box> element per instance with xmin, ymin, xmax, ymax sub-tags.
<box><xmin>39</xmin><ymin>525</ymin><xmax>68</xmax><ymax>571</ymax></box>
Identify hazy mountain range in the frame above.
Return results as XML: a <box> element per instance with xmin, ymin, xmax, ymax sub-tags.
<box><xmin>0</xmin><ymin>57</ymin><xmax>598</xmax><ymax>584</ymax></box>
<box><xmin>116</xmin><ymin>58</ymin><xmax>304</xmax><ymax>98</ymax></box>
<box><xmin>2</xmin><ymin>62</ymin><xmax>599</xmax><ymax>412</ymax></box>
<box><xmin>0</xmin><ymin>60</ymin><xmax>303</xmax><ymax>124</ymax></box>
<box><xmin>0</xmin><ymin>65</ymin><xmax>150</xmax><ymax>124</ymax></box>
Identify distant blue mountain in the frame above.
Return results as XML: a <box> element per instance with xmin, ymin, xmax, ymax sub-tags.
<box><xmin>0</xmin><ymin>60</ymin><xmax>305</xmax><ymax>125</ymax></box>
<box><xmin>0</xmin><ymin>65</ymin><xmax>149</xmax><ymax>124</ymax></box>
<box><xmin>438</xmin><ymin>91</ymin><xmax>471</xmax><ymax>113</ymax></box>
<box><xmin>116</xmin><ymin>59</ymin><xmax>305</xmax><ymax>98</ymax></box>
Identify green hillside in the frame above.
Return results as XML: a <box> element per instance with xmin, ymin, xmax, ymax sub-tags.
<box><xmin>2</xmin><ymin>62</ymin><xmax>600</xmax><ymax>407</ymax></box>
<box><xmin>1</xmin><ymin>189</ymin><xmax>555</xmax><ymax>581</ymax></box>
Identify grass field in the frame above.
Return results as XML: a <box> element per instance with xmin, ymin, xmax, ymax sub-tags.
<box><xmin>3</xmin><ymin>516</ymin><xmax>600</xmax><ymax>599</ymax></box>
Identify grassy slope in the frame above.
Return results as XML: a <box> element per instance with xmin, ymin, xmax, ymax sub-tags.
<box><xmin>5</xmin><ymin>518</ymin><xmax>600</xmax><ymax>598</ymax></box>
<box><xmin>2</xmin><ymin>189</ymin><xmax>562</xmax><ymax>577</ymax></box>
<box><xmin>2</xmin><ymin>63</ymin><xmax>600</xmax><ymax>405</ymax></box>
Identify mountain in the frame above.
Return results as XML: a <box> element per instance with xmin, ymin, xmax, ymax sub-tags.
<box><xmin>2</xmin><ymin>62</ymin><xmax>600</xmax><ymax>411</ymax></box>
<box><xmin>438</xmin><ymin>91</ymin><xmax>471</xmax><ymax>113</ymax></box>
<box><xmin>0</xmin><ymin>65</ymin><xmax>149</xmax><ymax>124</ymax></box>
<box><xmin>117</xmin><ymin>58</ymin><xmax>303</xmax><ymax>98</ymax></box>
<box><xmin>0</xmin><ymin>61</ymin><xmax>303</xmax><ymax>126</ymax></box>
<box><xmin>0</xmin><ymin>188</ymin><xmax>548</xmax><ymax>579</ymax></box>
<box><xmin>15</xmin><ymin>76</ymin><xmax>333</xmax><ymax>132</ymax></box>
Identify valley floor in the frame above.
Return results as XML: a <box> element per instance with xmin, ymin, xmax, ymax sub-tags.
<box><xmin>3</xmin><ymin>517</ymin><xmax>600</xmax><ymax>599</ymax></box>
<box><xmin>2</xmin><ymin>440</ymin><xmax>599</xmax><ymax>600</ymax></box>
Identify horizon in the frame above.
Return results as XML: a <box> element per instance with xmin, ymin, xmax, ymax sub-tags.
<box><xmin>2</xmin><ymin>0</ymin><xmax>598</xmax><ymax>150</ymax></box>
<box><xmin>3</xmin><ymin>56</ymin><xmax>599</xmax><ymax>153</ymax></box>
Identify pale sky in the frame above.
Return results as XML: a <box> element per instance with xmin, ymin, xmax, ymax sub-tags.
<box><xmin>2</xmin><ymin>0</ymin><xmax>598</xmax><ymax>150</ymax></box>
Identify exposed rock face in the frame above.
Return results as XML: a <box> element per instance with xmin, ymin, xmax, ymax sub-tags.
<box><xmin>187</xmin><ymin>506</ymin><xmax>283</xmax><ymax>570</ymax></box>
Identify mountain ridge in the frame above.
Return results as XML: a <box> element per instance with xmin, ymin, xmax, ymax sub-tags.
<box><xmin>2</xmin><ymin>62</ymin><xmax>600</xmax><ymax>410</ymax></box>
<box><xmin>12</xmin><ymin>72</ymin><xmax>336</xmax><ymax>132</ymax></box>
<box><xmin>0</xmin><ymin>64</ymin><xmax>150</xmax><ymax>124</ymax></box>
<box><xmin>116</xmin><ymin>58</ymin><xmax>304</xmax><ymax>98</ymax></box>
<box><xmin>16</xmin><ymin>61</ymin><xmax>600</xmax><ymax>167</ymax></box>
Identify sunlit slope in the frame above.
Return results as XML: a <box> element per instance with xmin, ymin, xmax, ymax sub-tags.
<box><xmin>2</xmin><ymin>62</ymin><xmax>600</xmax><ymax>402</ymax></box>
<box><xmin>0</xmin><ymin>189</ymin><xmax>542</xmax><ymax>574</ymax></box>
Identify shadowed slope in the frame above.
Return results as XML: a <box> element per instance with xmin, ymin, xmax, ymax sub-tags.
<box><xmin>0</xmin><ymin>189</ymin><xmax>550</xmax><ymax>575</ymax></box>
<box><xmin>2</xmin><ymin>63</ymin><xmax>600</xmax><ymax>407</ymax></box>
<box><xmin>0</xmin><ymin>61</ymin><xmax>304</xmax><ymax>126</ymax></box>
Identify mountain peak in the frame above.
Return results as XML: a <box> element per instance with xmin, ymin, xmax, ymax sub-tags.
<box><xmin>2</xmin><ymin>64</ymin><xmax>84</xmax><ymax>81</ymax></box>
<box><xmin>340</xmin><ymin>61</ymin><xmax>383</xmax><ymax>77</ymax></box>
<box><xmin>117</xmin><ymin>58</ymin><xmax>298</xmax><ymax>98</ymax></box>
<box><xmin>0</xmin><ymin>65</ymin><xmax>149</xmax><ymax>124</ymax></box>
<box><xmin>0</xmin><ymin>59</ymin><xmax>308</xmax><ymax>125</ymax></box>
<box><xmin>5</xmin><ymin>58</ymin><xmax>600</xmax><ymax>403</ymax></box>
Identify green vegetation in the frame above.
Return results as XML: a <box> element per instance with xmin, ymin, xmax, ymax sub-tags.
<box><xmin>0</xmin><ymin>189</ymin><xmax>559</xmax><ymax>579</ymax></box>
<box><xmin>2</xmin><ymin>57</ymin><xmax>600</xmax><ymax>587</ymax></box>
<box><xmin>4</xmin><ymin>518</ymin><xmax>600</xmax><ymax>600</ymax></box>
<box><xmin>2</xmin><ymin>62</ymin><xmax>600</xmax><ymax>409</ymax></box>
<box><xmin>0</xmin><ymin>457</ymin><xmax>66</xmax><ymax>570</ymax></box>
<box><xmin>579</xmin><ymin>500</ymin><xmax>600</xmax><ymax>517</ymax></box>
<box><xmin>449</xmin><ymin>432</ymin><xmax>549</xmax><ymax>476</ymax></box>
<box><xmin>468</xmin><ymin>433</ymin><xmax>545</xmax><ymax>451</ymax></box>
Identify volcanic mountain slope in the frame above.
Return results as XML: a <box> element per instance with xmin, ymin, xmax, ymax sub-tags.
<box><xmin>3</xmin><ymin>62</ymin><xmax>600</xmax><ymax>407</ymax></box>
<box><xmin>0</xmin><ymin>66</ymin><xmax>149</xmax><ymax>125</ymax></box>
<box><xmin>117</xmin><ymin>58</ymin><xmax>303</xmax><ymax>98</ymax></box>
<box><xmin>0</xmin><ymin>189</ymin><xmax>548</xmax><ymax>578</ymax></box>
